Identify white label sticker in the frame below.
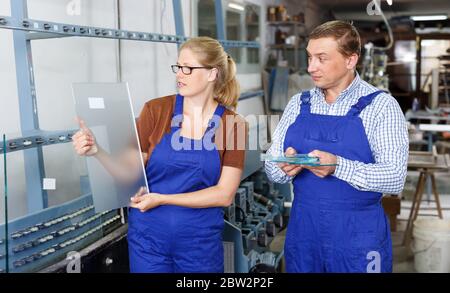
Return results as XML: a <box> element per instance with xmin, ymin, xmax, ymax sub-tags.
<box><xmin>43</xmin><ymin>178</ymin><xmax>56</xmax><ymax>190</ymax></box>
<box><xmin>33</xmin><ymin>22</ymin><xmax>39</xmax><ymax>29</ymax></box>
<box><xmin>88</xmin><ymin>97</ymin><xmax>105</xmax><ymax>109</ymax></box>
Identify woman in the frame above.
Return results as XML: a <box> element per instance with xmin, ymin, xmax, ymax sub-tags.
<box><xmin>72</xmin><ymin>37</ymin><xmax>247</xmax><ymax>272</ymax></box>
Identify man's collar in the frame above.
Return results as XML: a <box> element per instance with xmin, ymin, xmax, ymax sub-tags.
<box><xmin>313</xmin><ymin>72</ymin><xmax>361</xmax><ymax>104</ymax></box>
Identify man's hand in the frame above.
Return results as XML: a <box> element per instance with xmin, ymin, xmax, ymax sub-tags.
<box><xmin>303</xmin><ymin>150</ymin><xmax>337</xmax><ymax>178</ymax></box>
<box><xmin>278</xmin><ymin>147</ymin><xmax>303</xmax><ymax>177</ymax></box>
<box><xmin>130</xmin><ymin>187</ymin><xmax>163</xmax><ymax>212</ymax></box>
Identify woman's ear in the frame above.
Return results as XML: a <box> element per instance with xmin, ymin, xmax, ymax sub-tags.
<box><xmin>208</xmin><ymin>68</ymin><xmax>219</xmax><ymax>82</ymax></box>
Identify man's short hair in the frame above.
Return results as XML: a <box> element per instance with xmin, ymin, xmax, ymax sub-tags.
<box><xmin>309</xmin><ymin>20</ymin><xmax>361</xmax><ymax>57</ymax></box>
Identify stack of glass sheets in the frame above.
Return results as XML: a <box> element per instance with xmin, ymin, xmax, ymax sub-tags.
<box><xmin>260</xmin><ymin>153</ymin><xmax>337</xmax><ymax>166</ymax></box>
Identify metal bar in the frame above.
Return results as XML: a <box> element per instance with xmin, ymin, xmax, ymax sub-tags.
<box><xmin>239</xmin><ymin>90</ymin><xmax>264</xmax><ymax>101</ymax></box>
<box><xmin>10</xmin><ymin>0</ymin><xmax>48</xmax><ymax>211</ymax></box>
<box><xmin>220</xmin><ymin>40</ymin><xmax>259</xmax><ymax>48</ymax></box>
<box><xmin>114</xmin><ymin>0</ymin><xmax>122</xmax><ymax>82</ymax></box>
<box><xmin>0</xmin><ymin>130</ymin><xmax>77</xmax><ymax>154</ymax></box>
<box><xmin>0</xmin><ymin>15</ymin><xmax>185</xmax><ymax>43</ymax></box>
<box><xmin>415</xmin><ymin>36</ymin><xmax>422</xmax><ymax>97</ymax></box>
<box><xmin>26</xmin><ymin>32</ymin><xmax>71</xmax><ymax>40</ymax></box>
<box><xmin>172</xmin><ymin>0</ymin><xmax>185</xmax><ymax>37</ymax></box>
<box><xmin>0</xmin><ymin>15</ymin><xmax>259</xmax><ymax>48</ymax></box>
<box><xmin>215</xmin><ymin>0</ymin><xmax>226</xmax><ymax>40</ymax></box>
<box><xmin>426</xmin><ymin>133</ymin><xmax>433</xmax><ymax>202</ymax></box>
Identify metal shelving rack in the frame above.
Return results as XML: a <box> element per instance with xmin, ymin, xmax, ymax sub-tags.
<box><xmin>0</xmin><ymin>0</ymin><xmax>263</xmax><ymax>273</ymax></box>
<box><xmin>266</xmin><ymin>21</ymin><xmax>307</xmax><ymax>73</ymax></box>
<box><xmin>0</xmin><ymin>0</ymin><xmax>261</xmax><ymax>210</ymax></box>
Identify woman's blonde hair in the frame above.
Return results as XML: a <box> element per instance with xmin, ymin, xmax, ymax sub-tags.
<box><xmin>180</xmin><ymin>37</ymin><xmax>240</xmax><ymax>108</ymax></box>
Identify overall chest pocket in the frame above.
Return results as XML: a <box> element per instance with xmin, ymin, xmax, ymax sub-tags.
<box><xmin>305</xmin><ymin>117</ymin><xmax>346</xmax><ymax>143</ymax></box>
<box><xmin>168</xmin><ymin>150</ymin><xmax>206</xmax><ymax>191</ymax></box>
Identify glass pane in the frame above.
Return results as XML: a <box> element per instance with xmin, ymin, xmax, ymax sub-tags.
<box><xmin>1</xmin><ymin>134</ymin><xmax>7</xmax><ymax>273</ymax></box>
<box><xmin>198</xmin><ymin>0</ymin><xmax>217</xmax><ymax>38</ymax></box>
<box><xmin>0</xmin><ymin>1</ymin><xmax>11</xmax><ymax>15</ymax></box>
<box><xmin>32</xmin><ymin>37</ymin><xmax>119</xmax><ymax>131</ymax></box>
<box><xmin>421</xmin><ymin>40</ymin><xmax>450</xmax><ymax>94</ymax></box>
<box><xmin>72</xmin><ymin>82</ymin><xmax>148</xmax><ymax>212</ymax></box>
<box><xmin>393</xmin><ymin>40</ymin><xmax>417</xmax><ymax>93</ymax></box>
<box><xmin>226</xmin><ymin>10</ymin><xmax>242</xmax><ymax>63</ymax></box>
<box><xmin>27</xmin><ymin>0</ymin><xmax>117</xmax><ymax>27</ymax></box>
<box><xmin>245</xmin><ymin>4</ymin><xmax>259</xmax><ymax>65</ymax></box>
<box><xmin>3</xmin><ymin>131</ymin><xmax>122</xmax><ymax>272</ymax></box>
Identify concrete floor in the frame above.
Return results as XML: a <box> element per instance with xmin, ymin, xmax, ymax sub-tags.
<box><xmin>394</xmin><ymin>170</ymin><xmax>450</xmax><ymax>273</ymax></box>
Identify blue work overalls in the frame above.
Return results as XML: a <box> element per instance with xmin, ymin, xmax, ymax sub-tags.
<box><xmin>283</xmin><ymin>90</ymin><xmax>392</xmax><ymax>273</ymax></box>
<box><xmin>128</xmin><ymin>94</ymin><xmax>225</xmax><ymax>272</ymax></box>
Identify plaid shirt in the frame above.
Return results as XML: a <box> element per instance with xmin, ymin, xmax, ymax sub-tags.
<box><xmin>265</xmin><ymin>73</ymin><xmax>409</xmax><ymax>194</ymax></box>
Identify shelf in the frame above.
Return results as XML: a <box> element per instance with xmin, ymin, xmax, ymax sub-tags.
<box><xmin>0</xmin><ymin>15</ymin><xmax>260</xmax><ymax>48</ymax></box>
<box><xmin>390</xmin><ymin>92</ymin><xmax>412</xmax><ymax>97</ymax></box>
<box><xmin>266</xmin><ymin>65</ymin><xmax>305</xmax><ymax>73</ymax></box>
<box><xmin>268</xmin><ymin>44</ymin><xmax>306</xmax><ymax>50</ymax></box>
<box><xmin>267</xmin><ymin>21</ymin><xmax>305</xmax><ymax>26</ymax></box>
<box><xmin>268</xmin><ymin>44</ymin><xmax>296</xmax><ymax>49</ymax></box>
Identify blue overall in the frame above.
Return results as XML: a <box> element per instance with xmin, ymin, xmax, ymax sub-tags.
<box><xmin>283</xmin><ymin>90</ymin><xmax>392</xmax><ymax>273</ymax></box>
<box><xmin>128</xmin><ymin>94</ymin><xmax>225</xmax><ymax>273</ymax></box>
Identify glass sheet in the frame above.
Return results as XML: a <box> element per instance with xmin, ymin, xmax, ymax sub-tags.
<box><xmin>261</xmin><ymin>153</ymin><xmax>337</xmax><ymax>166</ymax></box>
<box><xmin>72</xmin><ymin>82</ymin><xmax>148</xmax><ymax>213</ymax></box>
<box><xmin>1</xmin><ymin>134</ymin><xmax>7</xmax><ymax>273</ymax></box>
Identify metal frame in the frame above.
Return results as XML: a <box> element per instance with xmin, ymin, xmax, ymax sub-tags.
<box><xmin>238</xmin><ymin>90</ymin><xmax>264</xmax><ymax>101</ymax></box>
<box><xmin>0</xmin><ymin>130</ymin><xmax>77</xmax><ymax>155</ymax></box>
<box><xmin>0</xmin><ymin>0</ymin><xmax>261</xmax><ymax>214</ymax></box>
<box><xmin>10</xmin><ymin>1</ymin><xmax>48</xmax><ymax>212</ymax></box>
<box><xmin>0</xmin><ymin>0</ymin><xmax>267</xmax><ymax>273</ymax></box>
<box><xmin>0</xmin><ymin>15</ymin><xmax>259</xmax><ymax>48</ymax></box>
<box><xmin>215</xmin><ymin>0</ymin><xmax>226</xmax><ymax>40</ymax></box>
<box><xmin>172</xmin><ymin>0</ymin><xmax>185</xmax><ymax>37</ymax></box>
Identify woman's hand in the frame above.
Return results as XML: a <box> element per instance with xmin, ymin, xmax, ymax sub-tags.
<box><xmin>130</xmin><ymin>187</ymin><xmax>164</xmax><ymax>212</ymax></box>
<box><xmin>72</xmin><ymin>118</ymin><xmax>98</xmax><ymax>156</ymax></box>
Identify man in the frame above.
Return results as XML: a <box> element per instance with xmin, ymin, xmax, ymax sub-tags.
<box><xmin>265</xmin><ymin>20</ymin><xmax>408</xmax><ymax>273</ymax></box>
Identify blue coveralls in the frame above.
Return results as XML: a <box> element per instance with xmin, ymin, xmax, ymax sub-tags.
<box><xmin>283</xmin><ymin>90</ymin><xmax>392</xmax><ymax>273</ymax></box>
<box><xmin>128</xmin><ymin>94</ymin><xmax>226</xmax><ymax>273</ymax></box>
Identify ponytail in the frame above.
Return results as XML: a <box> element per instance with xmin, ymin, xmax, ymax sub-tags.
<box><xmin>214</xmin><ymin>55</ymin><xmax>240</xmax><ymax>109</ymax></box>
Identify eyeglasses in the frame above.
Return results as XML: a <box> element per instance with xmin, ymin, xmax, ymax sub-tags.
<box><xmin>171</xmin><ymin>65</ymin><xmax>212</xmax><ymax>75</ymax></box>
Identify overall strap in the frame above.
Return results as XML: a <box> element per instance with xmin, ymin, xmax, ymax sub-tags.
<box><xmin>300</xmin><ymin>91</ymin><xmax>312</xmax><ymax>115</ymax></box>
<box><xmin>206</xmin><ymin>104</ymin><xmax>226</xmax><ymax>132</ymax></box>
<box><xmin>171</xmin><ymin>94</ymin><xmax>184</xmax><ymax>130</ymax></box>
<box><xmin>205</xmin><ymin>104</ymin><xmax>226</xmax><ymax>142</ymax></box>
<box><xmin>346</xmin><ymin>90</ymin><xmax>385</xmax><ymax>117</ymax></box>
